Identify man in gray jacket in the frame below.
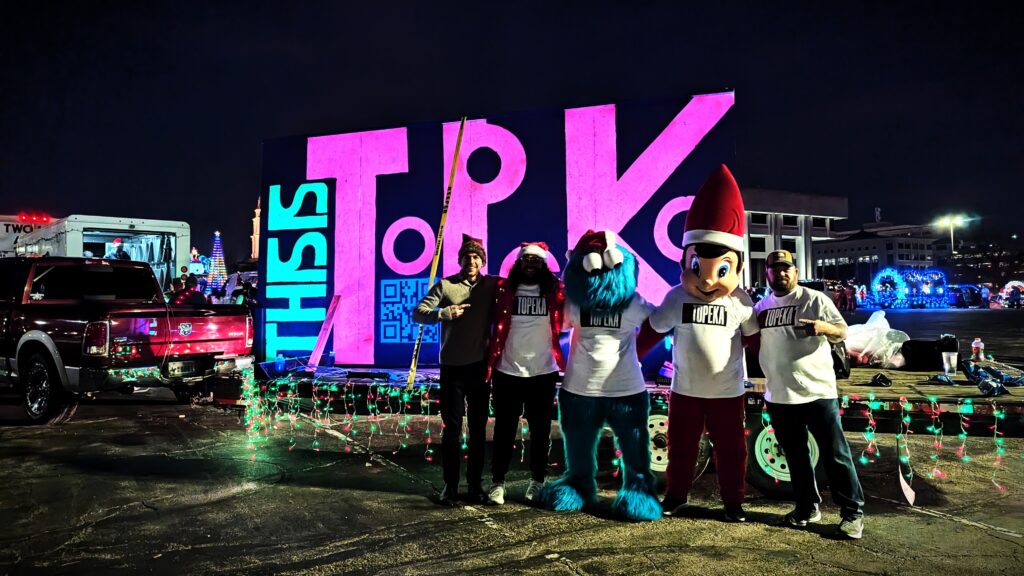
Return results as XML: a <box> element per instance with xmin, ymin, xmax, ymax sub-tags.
<box><xmin>414</xmin><ymin>234</ymin><xmax>498</xmax><ymax>505</ymax></box>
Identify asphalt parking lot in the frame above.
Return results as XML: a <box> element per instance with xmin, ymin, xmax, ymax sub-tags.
<box><xmin>3</xmin><ymin>308</ymin><xmax>1023</xmax><ymax>575</ymax></box>
<box><xmin>1</xmin><ymin>386</ymin><xmax>1022</xmax><ymax>576</ymax></box>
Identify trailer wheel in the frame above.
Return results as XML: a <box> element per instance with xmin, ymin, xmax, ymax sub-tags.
<box><xmin>746</xmin><ymin>423</ymin><xmax>823</xmax><ymax>498</ymax></box>
<box><xmin>20</xmin><ymin>352</ymin><xmax>77</xmax><ymax>425</ymax></box>
<box><xmin>648</xmin><ymin>414</ymin><xmax>712</xmax><ymax>482</ymax></box>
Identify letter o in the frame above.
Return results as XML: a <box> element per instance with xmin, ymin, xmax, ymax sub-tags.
<box><xmin>654</xmin><ymin>196</ymin><xmax>694</xmax><ymax>262</ymax></box>
<box><xmin>382</xmin><ymin>217</ymin><xmax>436</xmax><ymax>275</ymax></box>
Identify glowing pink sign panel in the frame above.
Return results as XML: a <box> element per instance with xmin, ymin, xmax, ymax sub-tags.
<box><xmin>303</xmin><ymin>92</ymin><xmax>734</xmax><ymax>365</ymax></box>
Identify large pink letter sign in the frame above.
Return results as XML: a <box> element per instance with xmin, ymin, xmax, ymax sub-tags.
<box><xmin>441</xmin><ymin>119</ymin><xmax>527</xmax><ymax>275</ymax></box>
<box><xmin>565</xmin><ymin>92</ymin><xmax>734</xmax><ymax>305</ymax></box>
<box><xmin>306</xmin><ymin>129</ymin><xmax>408</xmax><ymax>365</ymax></box>
<box><xmin>280</xmin><ymin>92</ymin><xmax>735</xmax><ymax>366</ymax></box>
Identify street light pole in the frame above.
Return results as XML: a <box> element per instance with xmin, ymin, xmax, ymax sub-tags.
<box><xmin>936</xmin><ymin>215</ymin><xmax>966</xmax><ymax>256</ymax></box>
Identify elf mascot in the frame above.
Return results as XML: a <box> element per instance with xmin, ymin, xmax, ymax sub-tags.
<box><xmin>535</xmin><ymin>230</ymin><xmax>663</xmax><ymax>521</ymax></box>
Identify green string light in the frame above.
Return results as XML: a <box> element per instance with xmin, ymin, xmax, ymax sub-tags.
<box><xmin>991</xmin><ymin>405</ymin><xmax>1006</xmax><ymax>492</ymax></box>
<box><xmin>956</xmin><ymin>398</ymin><xmax>972</xmax><ymax>463</ymax></box>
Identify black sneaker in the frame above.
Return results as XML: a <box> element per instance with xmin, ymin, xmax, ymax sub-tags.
<box><xmin>438</xmin><ymin>484</ymin><xmax>457</xmax><ymax>507</ymax></box>
<box><xmin>724</xmin><ymin>503</ymin><xmax>747</xmax><ymax>523</ymax></box>
<box><xmin>661</xmin><ymin>495</ymin><xmax>690</xmax><ymax>517</ymax></box>
<box><xmin>466</xmin><ymin>484</ymin><xmax>488</xmax><ymax>504</ymax></box>
<box><xmin>784</xmin><ymin>507</ymin><xmax>822</xmax><ymax>527</ymax></box>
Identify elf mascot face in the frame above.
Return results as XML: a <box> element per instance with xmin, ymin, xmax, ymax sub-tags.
<box><xmin>680</xmin><ymin>166</ymin><xmax>746</xmax><ymax>303</ymax></box>
<box><xmin>535</xmin><ymin>230</ymin><xmax>662</xmax><ymax>521</ymax></box>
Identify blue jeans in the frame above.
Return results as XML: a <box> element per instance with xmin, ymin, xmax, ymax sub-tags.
<box><xmin>766</xmin><ymin>398</ymin><xmax>865</xmax><ymax>519</ymax></box>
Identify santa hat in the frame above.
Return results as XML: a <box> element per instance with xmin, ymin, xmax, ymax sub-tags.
<box><xmin>681</xmin><ymin>164</ymin><xmax>746</xmax><ymax>253</ymax></box>
<box><xmin>112</xmin><ymin>238</ymin><xmax>123</xmax><ymax>245</ymax></box>
<box><xmin>457</xmin><ymin>233</ymin><xmax>487</xmax><ymax>264</ymax></box>
<box><xmin>518</xmin><ymin>241</ymin><xmax>549</xmax><ymax>260</ymax></box>
<box><xmin>571</xmin><ymin>230</ymin><xmax>625</xmax><ymax>273</ymax></box>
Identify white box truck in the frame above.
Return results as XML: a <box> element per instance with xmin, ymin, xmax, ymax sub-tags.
<box><xmin>0</xmin><ymin>214</ymin><xmax>54</xmax><ymax>257</ymax></box>
<box><xmin>14</xmin><ymin>215</ymin><xmax>190</xmax><ymax>290</ymax></box>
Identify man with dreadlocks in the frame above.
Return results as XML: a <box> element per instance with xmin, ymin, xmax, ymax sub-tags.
<box><xmin>535</xmin><ymin>230</ymin><xmax>662</xmax><ymax>522</ymax></box>
<box><xmin>484</xmin><ymin>242</ymin><xmax>566</xmax><ymax>506</ymax></box>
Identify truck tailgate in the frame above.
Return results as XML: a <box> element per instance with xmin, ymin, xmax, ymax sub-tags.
<box><xmin>161</xmin><ymin>307</ymin><xmax>251</xmax><ymax>357</ymax></box>
<box><xmin>107</xmin><ymin>306</ymin><xmax>251</xmax><ymax>365</ymax></box>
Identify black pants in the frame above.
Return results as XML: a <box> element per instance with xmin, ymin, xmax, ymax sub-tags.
<box><xmin>439</xmin><ymin>361</ymin><xmax>490</xmax><ymax>488</ymax></box>
<box><xmin>767</xmin><ymin>398</ymin><xmax>865</xmax><ymax>519</ymax></box>
<box><xmin>491</xmin><ymin>370</ymin><xmax>558</xmax><ymax>484</ymax></box>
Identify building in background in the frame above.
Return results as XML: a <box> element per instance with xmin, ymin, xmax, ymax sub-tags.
<box><xmin>740</xmin><ymin>188</ymin><xmax>848</xmax><ymax>287</ymax></box>
<box><xmin>934</xmin><ymin>233</ymin><xmax>1024</xmax><ymax>286</ymax></box>
<box><xmin>812</xmin><ymin>222</ymin><xmax>944</xmax><ymax>284</ymax></box>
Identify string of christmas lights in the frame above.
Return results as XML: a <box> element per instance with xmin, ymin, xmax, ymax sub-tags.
<box><xmin>237</xmin><ymin>368</ymin><xmax>1020</xmax><ymax>496</ymax></box>
<box><xmin>925</xmin><ymin>396</ymin><xmax>947</xmax><ymax>480</ymax></box>
<box><xmin>896</xmin><ymin>397</ymin><xmax>914</xmax><ymax>482</ymax></box>
<box><xmin>759</xmin><ymin>406</ymin><xmax>779</xmax><ymax>484</ymax></box>
<box><xmin>991</xmin><ymin>406</ymin><xmax>1007</xmax><ymax>492</ymax></box>
<box><xmin>852</xmin><ymin>393</ymin><xmax>880</xmax><ymax>465</ymax></box>
<box><xmin>956</xmin><ymin>398</ymin><xmax>973</xmax><ymax>463</ymax></box>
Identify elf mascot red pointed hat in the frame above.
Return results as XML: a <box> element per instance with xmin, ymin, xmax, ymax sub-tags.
<box><xmin>650</xmin><ymin>163</ymin><xmax>759</xmax><ymax>520</ymax></box>
<box><xmin>535</xmin><ymin>229</ymin><xmax>663</xmax><ymax>522</ymax></box>
<box><xmin>682</xmin><ymin>164</ymin><xmax>746</xmax><ymax>254</ymax></box>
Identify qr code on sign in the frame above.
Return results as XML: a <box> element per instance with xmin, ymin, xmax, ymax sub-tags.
<box><xmin>380</xmin><ymin>278</ymin><xmax>440</xmax><ymax>344</ymax></box>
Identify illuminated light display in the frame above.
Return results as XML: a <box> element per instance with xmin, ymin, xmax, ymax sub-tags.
<box><xmin>381</xmin><ymin>216</ymin><xmax>436</xmax><ymax>275</ymax></box>
<box><xmin>867</xmin><ymin>267</ymin><xmax>949</xmax><ymax>308</ymax></box>
<box><xmin>238</xmin><ymin>367</ymin><xmax>1020</xmax><ymax>490</ymax></box>
<box><xmin>206</xmin><ymin>231</ymin><xmax>228</xmax><ymax>294</ymax></box>
<box><xmin>869</xmin><ymin>267</ymin><xmax>909</xmax><ymax>309</ymax></box>
<box><xmin>260</xmin><ymin>93</ymin><xmax>736</xmax><ymax>365</ymax></box>
<box><xmin>654</xmin><ymin>196</ymin><xmax>696</xmax><ymax>262</ymax></box>
<box><xmin>1000</xmin><ymin>280</ymin><xmax>1023</xmax><ymax>300</ymax></box>
<box><xmin>259</xmin><ymin>181</ymin><xmax>336</xmax><ymax>361</ymax></box>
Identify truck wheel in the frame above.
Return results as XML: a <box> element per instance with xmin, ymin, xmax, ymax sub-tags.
<box><xmin>746</xmin><ymin>423</ymin><xmax>824</xmax><ymax>498</ymax></box>
<box><xmin>648</xmin><ymin>414</ymin><xmax>712</xmax><ymax>482</ymax></box>
<box><xmin>21</xmin><ymin>352</ymin><xmax>76</xmax><ymax>425</ymax></box>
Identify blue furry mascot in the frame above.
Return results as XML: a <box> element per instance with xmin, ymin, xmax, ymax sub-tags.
<box><xmin>535</xmin><ymin>230</ymin><xmax>662</xmax><ymax>521</ymax></box>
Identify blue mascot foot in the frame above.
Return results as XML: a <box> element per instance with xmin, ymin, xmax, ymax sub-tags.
<box><xmin>535</xmin><ymin>477</ymin><xmax>594</xmax><ymax>512</ymax></box>
<box><xmin>612</xmin><ymin>486</ymin><xmax>663</xmax><ymax>522</ymax></box>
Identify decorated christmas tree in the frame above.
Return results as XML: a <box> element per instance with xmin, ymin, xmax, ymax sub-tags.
<box><xmin>206</xmin><ymin>230</ymin><xmax>228</xmax><ymax>295</ymax></box>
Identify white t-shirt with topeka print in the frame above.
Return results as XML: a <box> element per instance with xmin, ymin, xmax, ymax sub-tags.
<box><xmin>650</xmin><ymin>287</ymin><xmax>759</xmax><ymax>398</ymax></box>
<box><xmin>497</xmin><ymin>284</ymin><xmax>559</xmax><ymax>377</ymax></box>
<box><xmin>754</xmin><ymin>285</ymin><xmax>847</xmax><ymax>404</ymax></box>
<box><xmin>561</xmin><ymin>294</ymin><xmax>654</xmax><ymax>397</ymax></box>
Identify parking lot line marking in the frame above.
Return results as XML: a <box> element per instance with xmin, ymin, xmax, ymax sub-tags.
<box><xmin>870</xmin><ymin>495</ymin><xmax>1022</xmax><ymax>539</ymax></box>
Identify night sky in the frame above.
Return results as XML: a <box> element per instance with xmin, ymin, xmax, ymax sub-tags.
<box><xmin>3</xmin><ymin>1</ymin><xmax>1022</xmax><ymax>265</ymax></box>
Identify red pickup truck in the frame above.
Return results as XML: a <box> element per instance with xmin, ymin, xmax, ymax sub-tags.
<box><xmin>0</xmin><ymin>257</ymin><xmax>254</xmax><ymax>423</ymax></box>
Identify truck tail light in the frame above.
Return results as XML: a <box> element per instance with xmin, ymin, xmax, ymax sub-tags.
<box><xmin>83</xmin><ymin>321</ymin><xmax>109</xmax><ymax>356</ymax></box>
<box><xmin>245</xmin><ymin>315</ymin><xmax>253</xmax><ymax>349</ymax></box>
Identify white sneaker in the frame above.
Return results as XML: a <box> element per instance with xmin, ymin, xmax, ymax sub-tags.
<box><xmin>525</xmin><ymin>480</ymin><xmax>544</xmax><ymax>502</ymax></box>
<box><xmin>486</xmin><ymin>483</ymin><xmax>505</xmax><ymax>505</ymax></box>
